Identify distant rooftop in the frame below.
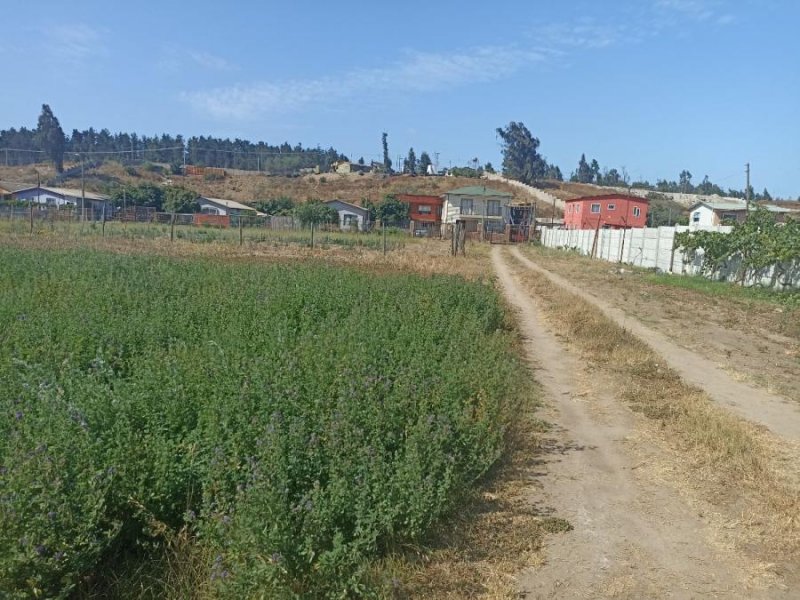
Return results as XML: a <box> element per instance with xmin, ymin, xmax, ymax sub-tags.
<box><xmin>690</xmin><ymin>198</ymin><xmax>795</xmax><ymax>213</ymax></box>
<box><xmin>444</xmin><ymin>185</ymin><xmax>512</xmax><ymax>198</ymax></box>
<box><xmin>197</xmin><ymin>196</ymin><xmax>256</xmax><ymax>211</ymax></box>
<box><xmin>15</xmin><ymin>185</ymin><xmax>109</xmax><ymax>202</ymax></box>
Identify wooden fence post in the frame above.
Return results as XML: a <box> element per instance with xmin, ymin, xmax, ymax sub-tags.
<box><xmin>170</xmin><ymin>212</ymin><xmax>176</xmax><ymax>242</ymax></box>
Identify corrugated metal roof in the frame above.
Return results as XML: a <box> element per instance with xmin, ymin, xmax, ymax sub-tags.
<box><xmin>444</xmin><ymin>186</ymin><xmax>513</xmax><ymax>198</ymax></box>
<box><xmin>197</xmin><ymin>196</ymin><xmax>256</xmax><ymax>211</ymax></box>
<box><xmin>690</xmin><ymin>198</ymin><xmax>795</xmax><ymax>213</ymax></box>
<box><xmin>324</xmin><ymin>199</ymin><xmax>369</xmax><ymax>214</ymax></box>
<box><xmin>14</xmin><ymin>186</ymin><xmax>109</xmax><ymax>202</ymax></box>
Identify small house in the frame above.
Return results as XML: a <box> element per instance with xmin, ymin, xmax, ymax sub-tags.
<box><xmin>688</xmin><ymin>198</ymin><xmax>796</xmax><ymax>229</ymax></box>
<box><xmin>396</xmin><ymin>193</ymin><xmax>443</xmax><ymax>236</ymax></box>
<box><xmin>441</xmin><ymin>186</ymin><xmax>514</xmax><ymax>235</ymax></box>
<box><xmin>196</xmin><ymin>196</ymin><xmax>258</xmax><ymax>216</ymax></box>
<box><xmin>324</xmin><ymin>199</ymin><xmax>371</xmax><ymax>231</ymax></box>
<box><xmin>13</xmin><ymin>186</ymin><xmax>111</xmax><ymax>219</ymax></box>
<box><xmin>563</xmin><ymin>194</ymin><xmax>648</xmax><ymax>230</ymax></box>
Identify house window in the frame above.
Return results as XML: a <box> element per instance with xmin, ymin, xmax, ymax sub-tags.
<box><xmin>590</xmin><ymin>203</ymin><xmax>601</xmax><ymax>213</ymax></box>
<box><xmin>487</xmin><ymin>200</ymin><xmax>502</xmax><ymax>216</ymax></box>
<box><xmin>460</xmin><ymin>199</ymin><xmax>474</xmax><ymax>215</ymax></box>
<box><xmin>692</xmin><ymin>211</ymin><xmax>700</xmax><ymax>223</ymax></box>
<box><xmin>342</xmin><ymin>214</ymin><xmax>357</xmax><ymax>226</ymax></box>
<box><xmin>417</xmin><ymin>205</ymin><xmax>432</xmax><ymax>214</ymax></box>
<box><xmin>633</xmin><ymin>206</ymin><xmax>641</xmax><ymax>217</ymax></box>
<box><xmin>575</xmin><ymin>204</ymin><xmax>580</xmax><ymax>212</ymax></box>
<box><xmin>607</xmin><ymin>204</ymin><xmax>616</xmax><ymax>210</ymax></box>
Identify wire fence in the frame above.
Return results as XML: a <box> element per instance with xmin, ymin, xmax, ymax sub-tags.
<box><xmin>0</xmin><ymin>205</ymin><xmax>415</xmax><ymax>252</ymax></box>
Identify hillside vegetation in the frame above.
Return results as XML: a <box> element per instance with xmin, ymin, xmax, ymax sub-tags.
<box><xmin>0</xmin><ymin>162</ymin><xmax>560</xmax><ymax>217</ymax></box>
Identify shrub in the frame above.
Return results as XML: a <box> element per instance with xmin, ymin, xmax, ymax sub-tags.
<box><xmin>0</xmin><ymin>249</ymin><xmax>521</xmax><ymax>598</ymax></box>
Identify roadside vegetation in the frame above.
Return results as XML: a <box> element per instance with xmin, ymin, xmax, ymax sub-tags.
<box><xmin>674</xmin><ymin>207</ymin><xmax>800</xmax><ymax>287</ymax></box>
<box><xmin>506</xmin><ymin>250</ymin><xmax>800</xmax><ymax>571</ymax></box>
<box><xmin>0</xmin><ymin>246</ymin><xmax>529</xmax><ymax>598</ymax></box>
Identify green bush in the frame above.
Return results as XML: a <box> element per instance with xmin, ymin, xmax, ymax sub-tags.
<box><xmin>0</xmin><ymin>249</ymin><xmax>521</xmax><ymax>598</ymax></box>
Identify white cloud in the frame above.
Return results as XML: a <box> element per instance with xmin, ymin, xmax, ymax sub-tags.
<box><xmin>182</xmin><ymin>45</ymin><xmax>550</xmax><ymax>120</ymax></box>
<box><xmin>654</xmin><ymin>0</ymin><xmax>716</xmax><ymax>21</ymax></box>
<box><xmin>533</xmin><ymin>21</ymin><xmax>632</xmax><ymax>49</ymax></box>
<box><xmin>157</xmin><ymin>46</ymin><xmax>238</xmax><ymax>72</ymax></box>
<box><xmin>188</xmin><ymin>51</ymin><xmax>238</xmax><ymax>72</ymax></box>
<box><xmin>46</xmin><ymin>23</ymin><xmax>105</xmax><ymax>66</ymax></box>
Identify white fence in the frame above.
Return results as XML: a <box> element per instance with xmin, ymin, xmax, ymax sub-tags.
<box><xmin>540</xmin><ymin>226</ymin><xmax>731</xmax><ymax>275</ymax></box>
<box><xmin>539</xmin><ymin>226</ymin><xmax>800</xmax><ymax>289</ymax></box>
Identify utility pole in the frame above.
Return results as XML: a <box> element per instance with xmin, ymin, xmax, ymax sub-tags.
<box><xmin>745</xmin><ymin>162</ymin><xmax>751</xmax><ymax>214</ymax></box>
<box><xmin>81</xmin><ymin>157</ymin><xmax>86</xmax><ymax>223</ymax></box>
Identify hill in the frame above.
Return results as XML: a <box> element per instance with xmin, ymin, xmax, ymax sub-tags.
<box><xmin>0</xmin><ymin>162</ymin><xmax>560</xmax><ymax>217</ymax></box>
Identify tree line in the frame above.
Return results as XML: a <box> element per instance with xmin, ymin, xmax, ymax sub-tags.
<box><xmin>1</xmin><ymin>105</ymin><xmax>346</xmax><ymax>176</ymax></box>
<box><xmin>496</xmin><ymin>121</ymin><xmax>787</xmax><ymax>200</ymax></box>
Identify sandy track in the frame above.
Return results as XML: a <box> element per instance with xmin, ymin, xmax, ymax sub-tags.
<box><xmin>492</xmin><ymin>247</ymin><xmax>785</xmax><ymax>599</ymax></box>
<box><xmin>508</xmin><ymin>246</ymin><xmax>800</xmax><ymax>441</ymax></box>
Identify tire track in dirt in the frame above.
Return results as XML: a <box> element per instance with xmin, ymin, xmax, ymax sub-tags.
<box><xmin>492</xmin><ymin>246</ymin><xmax>785</xmax><ymax>599</ymax></box>
<box><xmin>509</xmin><ymin>246</ymin><xmax>800</xmax><ymax>441</ymax></box>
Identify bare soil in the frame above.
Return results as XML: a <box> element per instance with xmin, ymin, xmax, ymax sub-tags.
<box><xmin>517</xmin><ymin>246</ymin><xmax>800</xmax><ymax>408</ymax></box>
<box><xmin>492</xmin><ymin>247</ymin><xmax>791</xmax><ymax>598</ymax></box>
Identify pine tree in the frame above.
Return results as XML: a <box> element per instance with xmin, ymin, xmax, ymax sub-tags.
<box><xmin>35</xmin><ymin>104</ymin><xmax>66</xmax><ymax>173</ymax></box>
<box><xmin>576</xmin><ymin>154</ymin><xmax>593</xmax><ymax>183</ymax></box>
<box><xmin>381</xmin><ymin>132</ymin><xmax>392</xmax><ymax>173</ymax></box>
<box><xmin>419</xmin><ymin>151</ymin><xmax>432</xmax><ymax>175</ymax></box>
<box><xmin>404</xmin><ymin>147</ymin><xmax>417</xmax><ymax>175</ymax></box>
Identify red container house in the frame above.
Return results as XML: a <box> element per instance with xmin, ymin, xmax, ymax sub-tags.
<box><xmin>396</xmin><ymin>193</ymin><xmax>443</xmax><ymax>236</ymax></box>
<box><xmin>563</xmin><ymin>194</ymin><xmax>648</xmax><ymax>230</ymax></box>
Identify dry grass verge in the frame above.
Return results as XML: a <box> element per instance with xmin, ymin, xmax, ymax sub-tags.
<box><xmin>0</xmin><ymin>230</ymin><xmax>491</xmax><ymax>281</ymax></box>
<box><xmin>507</xmin><ymin>251</ymin><xmax>800</xmax><ymax>578</ymax></box>
<box><xmin>374</xmin><ymin>408</ymin><xmax>566</xmax><ymax>599</ymax></box>
<box><xmin>519</xmin><ymin>245</ymin><xmax>800</xmax><ymax>403</ymax></box>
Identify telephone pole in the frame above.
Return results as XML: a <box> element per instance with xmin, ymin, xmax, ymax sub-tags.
<box><xmin>745</xmin><ymin>162</ymin><xmax>751</xmax><ymax>214</ymax></box>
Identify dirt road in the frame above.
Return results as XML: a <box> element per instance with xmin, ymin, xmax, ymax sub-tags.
<box><xmin>509</xmin><ymin>247</ymin><xmax>800</xmax><ymax>441</ymax></box>
<box><xmin>492</xmin><ymin>247</ymin><xmax>787</xmax><ymax>599</ymax></box>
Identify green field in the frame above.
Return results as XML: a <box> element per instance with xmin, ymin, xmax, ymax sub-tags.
<box><xmin>0</xmin><ymin>217</ymin><xmax>411</xmax><ymax>252</ymax></box>
<box><xmin>0</xmin><ymin>247</ymin><xmax>524</xmax><ymax>598</ymax></box>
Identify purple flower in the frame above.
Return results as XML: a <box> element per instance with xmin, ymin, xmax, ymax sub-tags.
<box><xmin>14</xmin><ymin>411</ymin><xmax>23</xmax><ymax>421</ymax></box>
<box><xmin>47</xmin><ymin>511</ymin><xmax>57</xmax><ymax>520</ymax></box>
<box><xmin>35</xmin><ymin>545</ymin><xmax>48</xmax><ymax>557</ymax></box>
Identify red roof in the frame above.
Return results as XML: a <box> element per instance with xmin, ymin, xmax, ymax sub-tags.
<box><xmin>565</xmin><ymin>193</ymin><xmax>648</xmax><ymax>204</ymax></box>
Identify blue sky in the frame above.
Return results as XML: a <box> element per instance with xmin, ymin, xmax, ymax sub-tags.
<box><xmin>3</xmin><ymin>0</ymin><xmax>798</xmax><ymax>197</ymax></box>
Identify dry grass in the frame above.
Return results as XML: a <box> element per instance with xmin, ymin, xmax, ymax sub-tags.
<box><xmin>0</xmin><ymin>162</ymin><xmax>549</xmax><ymax>211</ymax></box>
<box><xmin>375</xmin><ymin>409</ymin><xmax>566</xmax><ymax>599</ymax></box>
<box><xmin>0</xmin><ymin>227</ymin><xmax>492</xmax><ymax>281</ymax></box>
<box><xmin>506</xmin><ymin>253</ymin><xmax>800</xmax><ymax>573</ymax></box>
<box><xmin>520</xmin><ymin>245</ymin><xmax>800</xmax><ymax>403</ymax></box>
